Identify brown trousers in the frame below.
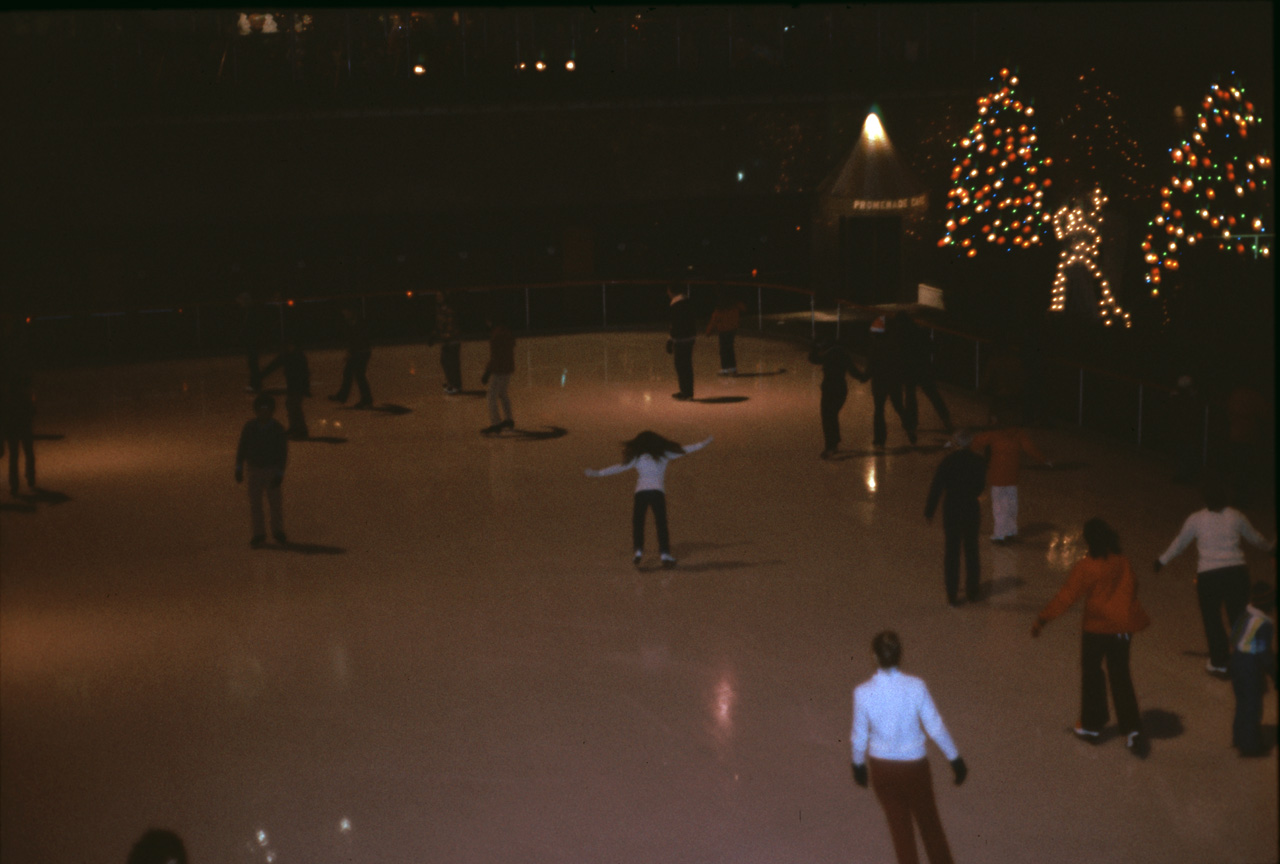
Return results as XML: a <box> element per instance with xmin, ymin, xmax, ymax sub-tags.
<box><xmin>869</xmin><ymin>757</ymin><xmax>954</xmax><ymax>864</ymax></box>
<box><xmin>246</xmin><ymin>465</ymin><xmax>284</xmax><ymax>536</ymax></box>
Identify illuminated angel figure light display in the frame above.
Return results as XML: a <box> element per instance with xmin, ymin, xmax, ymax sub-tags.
<box><xmin>1140</xmin><ymin>79</ymin><xmax>1272</xmax><ymax>296</ymax></box>
<box><xmin>1050</xmin><ymin>187</ymin><xmax>1131</xmax><ymax>327</ymax></box>
<box><xmin>939</xmin><ymin>67</ymin><xmax>1053</xmax><ymax>257</ymax></box>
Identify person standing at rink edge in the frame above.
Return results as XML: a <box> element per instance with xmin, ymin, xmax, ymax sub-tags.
<box><xmin>584</xmin><ymin>431</ymin><xmax>712</xmax><ymax>569</ymax></box>
<box><xmin>1154</xmin><ymin>474</ymin><xmax>1275</xmax><ymax>676</ymax></box>
<box><xmin>1033</xmin><ymin>518</ymin><xmax>1150</xmax><ymax>757</ymax></box>
<box><xmin>667</xmin><ymin>281</ymin><xmax>697</xmax><ymax>400</ymax></box>
<box><xmin>852</xmin><ymin>631</ymin><xmax>966</xmax><ymax>864</ymax></box>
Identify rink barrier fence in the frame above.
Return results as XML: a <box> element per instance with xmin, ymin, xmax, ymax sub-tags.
<box><xmin>20</xmin><ymin>278</ymin><xmax>1224</xmax><ymax>469</ymax></box>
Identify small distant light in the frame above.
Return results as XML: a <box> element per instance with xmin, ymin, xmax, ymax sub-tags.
<box><xmin>413</xmin><ymin>64</ymin><xmax>425</xmax><ymax>75</ymax></box>
<box><xmin>737</xmin><ymin>171</ymin><xmax>745</xmax><ymax>181</ymax></box>
<box><xmin>287</xmin><ymin>299</ymin><xmax>294</xmax><ymax>306</ymax></box>
<box><xmin>795</xmin><ymin>225</ymin><xmax>801</xmax><ymax>231</ymax></box>
<box><xmin>535</xmin><ymin>61</ymin><xmax>546</xmax><ymax>71</ymax></box>
<box><xmin>750</xmin><ymin>268</ymin><xmax>758</xmax><ymax>277</ymax></box>
<box><xmin>406</xmin><ymin>291</ymin><xmax>413</xmax><ymax>297</ymax></box>
<box><xmin>565</xmin><ymin>60</ymin><xmax>575</xmax><ymax>71</ymax></box>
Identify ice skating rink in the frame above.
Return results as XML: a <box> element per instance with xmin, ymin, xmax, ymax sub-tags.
<box><xmin>2</xmin><ymin>331</ymin><xmax>1276</xmax><ymax>864</ymax></box>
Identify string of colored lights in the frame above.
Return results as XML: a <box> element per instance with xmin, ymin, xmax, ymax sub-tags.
<box><xmin>1050</xmin><ymin>186</ymin><xmax>1131</xmax><ymax>327</ymax></box>
<box><xmin>1054</xmin><ymin>68</ymin><xmax>1149</xmax><ymax>201</ymax></box>
<box><xmin>1140</xmin><ymin>81</ymin><xmax>1272</xmax><ymax>295</ymax></box>
<box><xmin>939</xmin><ymin>67</ymin><xmax>1053</xmax><ymax>257</ymax></box>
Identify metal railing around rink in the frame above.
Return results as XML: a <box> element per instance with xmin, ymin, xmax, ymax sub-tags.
<box><xmin>19</xmin><ymin>278</ymin><xmax>1237</xmax><ymax>472</ymax></box>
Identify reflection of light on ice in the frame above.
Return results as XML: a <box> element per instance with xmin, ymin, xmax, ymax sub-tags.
<box><xmin>1046</xmin><ymin>531</ymin><xmax>1084</xmax><ymax>571</ymax></box>
<box><xmin>339</xmin><ymin>817</ymin><xmax>352</xmax><ymax>834</ymax></box>
<box><xmin>865</xmin><ymin>464</ymin><xmax>877</xmax><ymax>493</ymax></box>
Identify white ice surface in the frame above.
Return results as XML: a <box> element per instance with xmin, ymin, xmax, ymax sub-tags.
<box><xmin>1</xmin><ymin>332</ymin><xmax>1275</xmax><ymax>864</ymax></box>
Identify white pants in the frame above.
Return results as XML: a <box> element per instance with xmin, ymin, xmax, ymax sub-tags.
<box><xmin>991</xmin><ymin>485</ymin><xmax>1018</xmax><ymax>539</ymax></box>
<box><xmin>487</xmin><ymin>373</ymin><xmax>512</xmax><ymax>425</ymax></box>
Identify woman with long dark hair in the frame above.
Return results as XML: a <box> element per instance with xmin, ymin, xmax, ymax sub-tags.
<box><xmin>1033</xmin><ymin>518</ymin><xmax>1151</xmax><ymax>757</ymax></box>
<box><xmin>584</xmin><ymin>430</ymin><xmax>712</xmax><ymax>568</ymax></box>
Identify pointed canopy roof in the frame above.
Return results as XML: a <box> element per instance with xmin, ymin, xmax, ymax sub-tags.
<box><xmin>820</xmin><ymin>110</ymin><xmax>927</xmax><ymax>215</ymax></box>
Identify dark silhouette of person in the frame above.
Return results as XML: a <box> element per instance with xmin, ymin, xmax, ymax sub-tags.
<box><xmin>809</xmin><ymin>340</ymin><xmax>867</xmax><ymax>458</ymax></box>
<box><xmin>896</xmin><ymin>312</ymin><xmax>952</xmax><ymax>434</ymax></box>
<box><xmin>235</xmin><ymin>393</ymin><xmax>288</xmax><ymax>546</ymax></box>
<box><xmin>259</xmin><ymin>339</ymin><xmax>311</xmax><ymax>439</ymax></box>
<box><xmin>705</xmin><ymin>290</ymin><xmax>747</xmax><ymax>375</ymax></box>
<box><xmin>126</xmin><ymin>829</ymin><xmax>187</xmax><ymax>864</ymax></box>
<box><xmin>1</xmin><ymin>318</ymin><xmax>36</xmax><ymax>495</ymax></box>
<box><xmin>481</xmin><ymin>312</ymin><xmax>515</xmax><ymax>434</ymax></box>
<box><xmin>329</xmin><ymin>307</ymin><xmax>373</xmax><ymax>408</ymax></box>
<box><xmin>236</xmin><ymin>291</ymin><xmax>265</xmax><ymax>393</ymax></box>
<box><xmin>433</xmin><ymin>291</ymin><xmax>463</xmax><ymax>394</ymax></box>
<box><xmin>868</xmin><ymin>315</ymin><xmax>915</xmax><ymax>447</ymax></box>
<box><xmin>925</xmin><ymin>428</ymin><xmax>987</xmax><ymax>606</ymax></box>
<box><xmin>667</xmin><ymin>282</ymin><xmax>697</xmax><ymax>400</ymax></box>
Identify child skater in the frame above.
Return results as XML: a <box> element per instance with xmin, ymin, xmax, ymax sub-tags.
<box><xmin>584</xmin><ymin>431</ymin><xmax>712</xmax><ymax>569</ymax></box>
<box><xmin>1229</xmin><ymin>581</ymin><xmax>1275</xmax><ymax>757</ymax></box>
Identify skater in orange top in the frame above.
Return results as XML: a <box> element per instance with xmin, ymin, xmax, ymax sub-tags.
<box><xmin>969</xmin><ymin>414</ymin><xmax>1051</xmax><ymax>542</ymax></box>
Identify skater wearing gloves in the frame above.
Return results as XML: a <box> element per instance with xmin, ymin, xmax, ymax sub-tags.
<box><xmin>235</xmin><ymin>393</ymin><xmax>288</xmax><ymax>547</ymax></box>
<box><xmin>851</xmin><ymin>631</ymin><xmax>966</xmax><ymax>864</ymax></box>
<box><xmin>1154</xmin><ymin>475</ymin><xmax>1275</xmax><ymax>677</ymax></box>
<box><xmin>584</xmin><ymin>431</ymin><xmax>711</xmax><ymax>568</ymax></box>
<box><xmin>1032</xmin><ymin>518</ymin><xmax>1150</xmax><ymax>757</ymax></box>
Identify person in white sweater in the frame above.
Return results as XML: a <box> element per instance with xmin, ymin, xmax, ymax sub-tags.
<box><xmin>852</xmin><ymin>631</ymin><xmax>966</xmax><ymax>864</ymax></box>
<box><xmin>1155</xmin><ymin>476</ymin><xmax>1275</xmax><ymax>675</ymax></box>
<box><xmin>584</xmin><ymin>430</ymin><xmax>711</xmax><ymax>569</ymax></box>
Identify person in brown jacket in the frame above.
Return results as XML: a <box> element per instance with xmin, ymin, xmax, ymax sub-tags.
<box><xmin>1032</xmin><ymin>518</ymin><xmax>1150</xmax><ymax>757</ymax></box>
<box><xmin>970</xmin><ymin>415</ymin><xmax>1051</xmax><ymax>543</ymax></box>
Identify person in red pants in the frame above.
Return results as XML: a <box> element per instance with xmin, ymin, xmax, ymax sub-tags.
<box><xmin>852</xmin><ymin>631</ymin><xmax>967</xmax><ymax>864</ymax></box>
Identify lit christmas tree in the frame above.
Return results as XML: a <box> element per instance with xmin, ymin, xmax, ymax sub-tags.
<box><xmin>1140</xmin><ymin>79</ymin><xmax>1273</xmax><ymax>295</ymax></box>
<box><xmin>938</xmin><ymin>67</ymin><xmax>1054</xmax><ymax>257</ymax></box>
<box><xmin>1053</xmin><ymin>68</ymin><xmax>1150</xmax><ymax>201</ymax></box>
<box><xmin>1049</xmin><ymin>186</ymin><xmax>1131</xmax><ymax>327</ymax></box>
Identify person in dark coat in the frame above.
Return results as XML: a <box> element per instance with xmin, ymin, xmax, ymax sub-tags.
<box><xmin>809</xmin><ymin>340</ymin><xmax>868</xmax><ymax>459</ymax></box>
<box><xmin>925</xmin><ymin>428</ymin><xmax>987</xmax><ymax>606</ymax></box>
<box><xmin>259</xmin><ymin>339</ymin><xmax>311</xmax><ymax>440</ymax></box>
<box><xmin>868</xmin><ymin>315</ymin><xmax>916</xmax><ymax>447</ymax></box>
<box><xmin>667</xmin><ymin>282</ymin><xmax>697</xmax><ymax>400</ymax></box>
<box><xmin>235</xmin><ymin>393</ymin><xmax>288</xmax><ymax>546</ymax></box>
<box><xmin>433</xmin><ymin>291</ymin><xmax>463</xmax><ymax>394</ymax></box>
<box><xmin>896</xmin><ymin>312</ymin><xmax>952</xmax><ymax>434</ymax></box>
<box><xmin>329</xmin><ymin>307</ymin><xmax>373</xmax><ymax>408</ymax></box>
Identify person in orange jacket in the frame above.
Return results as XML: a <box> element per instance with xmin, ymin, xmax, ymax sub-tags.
<box><xmin>1032</xmin><ymin>518</ymin><xmax>1150</xmax><ymax>757</ymax></box>
<box><xmin>970</xmin><ymin>413</ymin><xmax>1051</xmax><ymax>543</ymax></box>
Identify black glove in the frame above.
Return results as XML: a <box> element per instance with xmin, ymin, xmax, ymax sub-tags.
<box><xmin>852</xmin><ymin>762</ymin><xmax>868</xmax><ymax>788</ymax></box>
<box><xmin>234</xmin><ymin>466</ymin><xmax>243</xmax><ymax>484</ymax></box>
<box><xmin>950</xmin><ymin>757</ymin><xmax>967</xmax><ymax>786</ymax></box>
<box><xmin>1152</xmin><ymin>559</ymin><xmax>1163</xmax><ymax>573</ymax></box>
<box><xmin>271</xmin><ymin>474</ymin><xmax>283</xmax><ymax>489</ymax></box>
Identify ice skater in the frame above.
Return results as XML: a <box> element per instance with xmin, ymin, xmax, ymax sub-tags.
<box><xmin>584</xmin><ymin>430</ymin><xmax>712</xmax><ymax>569</ymax></box>
<box><xmin>259</xmin><ymin>339</ymin><xmax>311</xmax><ymax>440</ymax></box>
<box><xmin>2</xmin><ymin>371</ymin><xmax>36</xmax><ymax>497</ymax></box>
<box><xmin>235</xmin><ymin>393</ymin><xmax>288</xmax><ymax>546</ymax></box>
<box><xmin>969</xmin><ymin>413</ymin><xmax>1051</xmax><ymax>543</ymax></box>
<box><xmin>924</xmin><ymin>428</ymin><xmax>986</xmax><ymax>606</ymax></box>
<box><xmin>808</xmin><ymin>339</ymin><xmax>867</xmax><ymax>459</ymax></box>
<box><xmin>1032</xmin><ymin>518</ymin><xmax>1150</xmax><ymax>757</ymax></box>
<box><xmin>433</xmin><ymin>291</ymin><xmax>463</xmax><ymax>394</ymax></box>
<box><xmin>705</xmin><ymin>290</ymin><xmax>746</xmax><ymax>376</ymax></box>
<box><xmin>851</xmin><ymin>631</ymin><xmax>966</xmax><ymax>864</ymax></box>
<box><xmin>1229</xmin><ymin>581</ymin><xmax>1276</xmax><ymax>757</ymax></box>
<box><xmin>1154</xmin><ymin>475</ymin><xmax>1275</xmax><ymax>676</ymax></box>
<box><xmin>868</xmin><ymin>315</ymin><xmax>915</xmax><ymax>448</ymax></box>
<box><xmin>329</xmin><ymin>307</ymin><xmax>373</xmax><ymax>408</ymax></box>
<box><xmin>667</xmin><ymin>282</ymin><xmax>697</xmax><ymax>400</ymax></box>
<box><xmin>481</xmin><ymin>312</ymin><xmax>515</xmax><ymax>434</ymax></box>
<box><xmin>896</xmin><ymin>312</ymin><xmax>952</xmax><ymax>434</ymax></box>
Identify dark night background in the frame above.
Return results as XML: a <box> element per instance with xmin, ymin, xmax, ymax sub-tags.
<box><xmin>0</xmin><ymin>3</ymin><xmax>1273</xmax><ymax>389</ymax></box>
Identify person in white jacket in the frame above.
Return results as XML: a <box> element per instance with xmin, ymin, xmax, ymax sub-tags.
<box><xmin>852</xmin><ymin>631</ymin><xmax>966</xmax><ymax>864</ymax></box>
<box><xmin>585</xmin><ymin>431</ymin><xmax>711</xmax><ymax>569</ymax></box>
<box><xmin>1155</xmin><ymin>476</ymin><xmax>1275</xmax><ymax>675</ymax></box>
